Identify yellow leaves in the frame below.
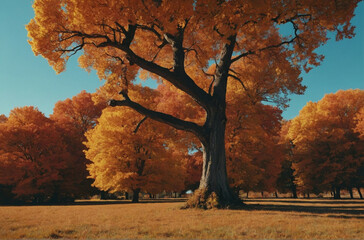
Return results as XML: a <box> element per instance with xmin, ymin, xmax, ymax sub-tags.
<box><xmin>85</xmin><ymin>106</ymin><xmax>186</xmax><ymax>193</ymax></box>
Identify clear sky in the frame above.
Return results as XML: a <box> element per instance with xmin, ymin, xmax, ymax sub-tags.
<box><xmin>0</xmin><ymin>1</ymin><xmax>363</xmax><ymax>119</ymax></box>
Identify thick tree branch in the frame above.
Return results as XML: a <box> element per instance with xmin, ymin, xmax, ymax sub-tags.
<box><xmin>59</xmin><ymin>25</ymin><xmax>212</xmax><ymax>111</ymax></box>
<box><xmin>101</xmin><ymin>40</ymin><xmax>212</xmax><ymax>110</ymax></box>
<box><xmin>109</xmin><ymin>91</ymin><xmax>205</xmax><ymax>140</ymax></box>
<box><xmin>213</xmin><ymin>35</ymin><xmax>237</xmax><ymax>102</ymax></box>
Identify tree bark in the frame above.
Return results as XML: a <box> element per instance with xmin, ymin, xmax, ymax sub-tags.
<box><xmin>186</xmin><ymin>112</ymin><xmax>242</xmax><ymax>208</ymax></box>
<box><xmin>132</xmin><ymin>189</ymin><xmax>140</xmax><ymax>203</ymax></box>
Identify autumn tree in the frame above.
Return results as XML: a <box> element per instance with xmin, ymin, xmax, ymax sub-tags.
<box><xmin>276</xmin><ymin>120</ymin><xmax>298</xmax><ymax>198</ymax></box>
<box><xmin>226</xmin><ymin>94</ymin><xmax>284</xmax><ymax>196</ymax></box>
<box><xmin>288</xmin><ymin>89</ymin><xmax>364</xmax><ymax>198</ymax></box>
<box><xmin>85</xmin><ymin>104</ymin><xmax>186</xmax><ymax>203</ymax></box>
<box><xmin>354</xmin><ymin>108</ymin><xmax>364</xmax><ymax>198</ymax></box>
<box><xmin>0</xmin><ymin>107</ymin><xmax>72</xmax><ymax>203</ymax></box>
<box><xmin>27</xmin><ymin>0</ymin><xmax>360</xmax><ymax>207</ymax></box>
<box><xmin>0</xmin><ymin>114</ymin><xmax>13</xmax><ymax>203</ymax></box>
<box><xmin>50</xmin><ymin>90</ymin><xmax>105</xmax><ymax>198</ymax></box>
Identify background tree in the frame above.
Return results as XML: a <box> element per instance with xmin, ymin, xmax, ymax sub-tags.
<box><xmin>226</xmin><ymin>100</ymin><xmax>284</xmax><ymax>196</ymax></box>
<box><xmin>85</xmin><ymin>104</ymin><xmax>186</xmax><ymax>203</ymax></box>
<box><xmin>354</xmin><ymin>108</ymin><xmax>364</xmax><ymax>198</ymax></box>
<box><xmin>0</xmin><ymin>107</ymin><xmax>71</xmax><ymax>203</ymax></box>
<box><xmin>276</xmin><ymin>120</ymin><xmax>298</xmax><ymax>198</ymax></box>
<box><xmin>184</xmin><ymin>151</ymin><xmax>203</xmax><ymax>192</ymax></box>
<box><xmin>50</xmin><ymin>90</ymin><xmax>106</xmax><ymax>198</ymax></box>
<box><xmin>355</xmin><ymin>108</ymin><xmax>364</xmax><ymax>137</ymax></box>
<box><xmin>27</xmin><ymin>0</ymin><xmax>360</xmax><ymax>207</ymax></box>
<box><xmin>288</xmin><ymin>89</ymin><xmax>364</xmax><ymax>198</ymax></box>
<box><xmin>0</xmin><ymin>114</ymin><xmax>14</xmax><ymax>203</ymax></box>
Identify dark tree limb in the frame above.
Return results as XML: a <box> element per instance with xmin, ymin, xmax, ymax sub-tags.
<box><xmin>57</xmin><ymin>22</ymin><xmax>212</xmax><ymax>111</ymax></box>
<box><xmin>213</xmin><ymin>35</ymin><xmax>237</xmax><ymax>102</ymax></box>
<box><xmin>109</xmin><ymin>91</ymin><xmax>205</xmax><ymax>141</ymax></box>
<box><xmin>99</xmin><ymin>40</ymin><xmax>212</xmax><ymax>110</ymax></box>
<box><xmin>133</xmin><ymin>116</ymin><xmax>148</xmax><ymax>133</ymax></box>
<box><xmin>231</xmin><ymin>13</ymin><xmax>311</xmax><ymax>64</ymax></box>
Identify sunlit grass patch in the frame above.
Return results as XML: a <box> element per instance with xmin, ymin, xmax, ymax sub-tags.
<box><xmin>0</xmin><ymin>199</ymin><xmax>363</xmax><ymax>239</ymax></box>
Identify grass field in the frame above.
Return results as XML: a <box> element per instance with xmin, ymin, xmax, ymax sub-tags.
<box><xmin>0</xmin><ymin>198</ymin><xmax>363</xmax><ymax>239</ymax></box>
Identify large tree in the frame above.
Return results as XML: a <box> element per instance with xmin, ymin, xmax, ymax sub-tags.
<box><xmin>27</xmin><ymin>0</ymin><xmax>360</xmax><ymax>207</ymax></box>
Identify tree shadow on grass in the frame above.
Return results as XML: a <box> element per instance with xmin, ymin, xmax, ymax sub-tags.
<box><xmin>1</xmin><ymin>198</ymin><xmax>188</xmax><ymax>207</ymax></box>
<box><xmin>74</xmin><ymin>198</ymin><xmax>188</xmax><ymax>206</ymax></box>
<box><xmin>244</xmin><ymin>199</ymin><xmax>364</xmax><ymax>219</ymax></box>
<box><xmin>243</xmin><ymin>198</ymin><xmax>364</xmax><ymax>205</ymax></box>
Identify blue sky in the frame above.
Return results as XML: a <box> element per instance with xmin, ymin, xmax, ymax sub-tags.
<box><xmin>0</xmin><ymin>1</ymin><xmax>363</xmax><ymax>119</ymax></box>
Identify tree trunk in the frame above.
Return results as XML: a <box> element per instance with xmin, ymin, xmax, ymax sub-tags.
<box><xmin>275</xmin><ymin>191</ymin><xmax>279</xmax><ymax>198</ymax></box>
<box><xmin>357</xmin><ymin>187</ymin><xmax>363</xmax><ymax>199</ymax></box>
<box><xmin>132</xmin><ymin>189</ymin><xmax>140</xmax><ymax>203</ymax></box>
<box><xmin>186</xmin><ymin>115</ymin><xmax>242</xmax><ymax>209</ymax></box>
<box><xmin>348</xmin><ymin>188</ymin><xmax>354</xmax><ymax>199</ymax></box>
<box><xmin>291</xmin><ymin>185</ymin><xmax>298</xmax><ymax>199</ymax></box>
<box><xmin>334</xmin><ymin>187</ymin><xmax>341</xmax><ymax>199</ymax></box>
<box><xmin>246</xmin><ymin>191</ymin><xmax>249</xmax><ymax>199</ymax></box>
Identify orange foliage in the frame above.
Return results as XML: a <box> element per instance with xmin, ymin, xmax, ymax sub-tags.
<box><xmin>51</xmin><ymin>90</ymin><xmax>106</xmax><ymax>136</ymax></box>
<box><xmin>50</xmin><ymin>91</ymin><xmax>106</xmax><ymax>198</ymax></box>
<box><xmin>355</xmin><ymin>108</ymin><xmax>364</xmax><ymax>138</ymax></box>
<box><xmin>226</xmin><ymin>100</ymin><xmax>284</xmax><ymax>193</ymax></box>
<box><xmin>0</xmin><ymin>107</ymin><xmax>71</xmax><ymax>202</ymax></box>
<box><xmin>288</xmin><ymin>89</ymin><xmax>364</xmax><ymax>195</ymax></box>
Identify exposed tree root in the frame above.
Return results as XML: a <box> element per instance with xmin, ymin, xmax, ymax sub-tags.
<box><xmin>182</xmin><ymin>188</ymin><xmax>245</xmax><ymax>210</ymax></box>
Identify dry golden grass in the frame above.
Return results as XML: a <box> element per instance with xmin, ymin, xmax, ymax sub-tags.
<box><xmin>0</xmin><ymin>198</ymin><xmax>363</xmax><ymax>239</ymax></box>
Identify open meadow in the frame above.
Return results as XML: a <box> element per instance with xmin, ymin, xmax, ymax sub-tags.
<box><xmin>0</xmin><ymin>198</ymin><xmax>363</xmax><ymax>239</ymax></box>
